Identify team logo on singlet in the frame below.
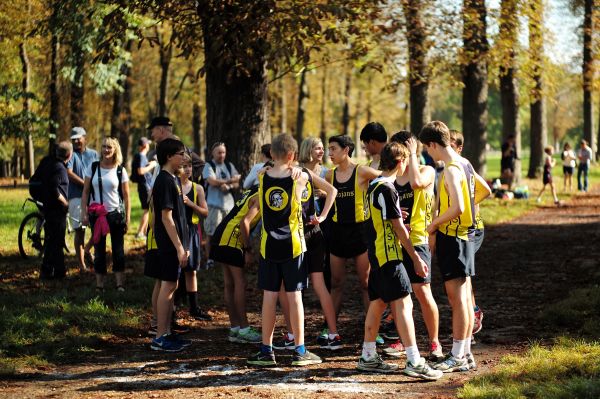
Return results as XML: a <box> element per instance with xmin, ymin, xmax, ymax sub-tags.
<box><xmin>265</xmin><ymin>186</ymin><xmax>289</xmax><ymax>211</ymax></box>
<box><xmin>301</xmin><ymin>182</ymin><xmax>312</xmax><ymax>203</ymax></box>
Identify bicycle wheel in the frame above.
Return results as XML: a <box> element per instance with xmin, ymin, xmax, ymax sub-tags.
<box><xmin>18</xmin><ymin>212</ymin><xmax>45</xmax><ymax>259</ymax></box>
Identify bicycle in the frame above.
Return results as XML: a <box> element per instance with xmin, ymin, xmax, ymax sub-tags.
<box><xmin>18</xmin><ymin>198</ymin><xmax>75</xmax><ymax>259</ymax></box>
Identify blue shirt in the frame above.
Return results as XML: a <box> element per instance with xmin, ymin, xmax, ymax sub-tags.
<box><xmin>202</xmin><ymin>160</ymin><xmax>239</xmax><ymax>211</ymax></box>
<box><xmin>67</xmin><ymin>148</ymin><xmax>99</xmax><ymax>199</ymax></box>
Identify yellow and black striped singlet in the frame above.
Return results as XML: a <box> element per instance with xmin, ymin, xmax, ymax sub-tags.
<box><xmin>438</xmin><ymin>161</ymin><xmax>475</xmax><ymax>241</ymax></box>
<box><xmin>330</xmin><ymin>165</ymin><xmax>368</xmax><ymax>223</ymax></box>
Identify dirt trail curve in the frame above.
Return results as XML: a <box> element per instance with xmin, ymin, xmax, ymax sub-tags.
<box><xmin>2</xmin><ymin>188</ymin><xmax>600</xmax><ymax>399</ymax></box>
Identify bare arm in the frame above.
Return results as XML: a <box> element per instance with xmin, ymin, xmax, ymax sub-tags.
<box><xmin>358</xmin><ymin>164</ymin><xmax>382</xmax><ymax>189</ymax></box>
<box><xmin>139</xmin><ymin>160</ymin><xmax>156</xmax><ymax>175</ymax></box>
<box><xmin>307</xmin><ymin>169</ymin><xmax>337</xmax><ymax>223</ymax></box>
<box><xmin>390</xmin><ymin>217</ymin><xmax>428</xmax><ymax>278</ymax></box>
<box><xmin>67</xmin><ymin>168</ymin><xmax>85</xmax><ymax>187</ymax></box>
<box><xmin>406</xmin><ymin>137</ymin><xmax>435</xmax><ymax>189</ymax></box>
<box><xmin>240</xmin><ymin>197</ymin><xmax>260</xmax><ymax>250</ymax></box>
<box><xmin>162</xmin><ymin>209</ymin><xmax>187</xmax><ymax>266</ymax></box>
<box><xmin>427</xmin><ymin>166</ymin><xmax>464</xmax><ymax>234</ymax></box>
<box><xmin>184</xmin><ymin>184</ymin><xmax>209</xmax><ymax>217</ymax></box>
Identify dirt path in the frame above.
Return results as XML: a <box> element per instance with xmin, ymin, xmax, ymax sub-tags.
<box><xmin>2</xmin><ymin>189</ymin><xmax>600</xmax><ymax>399</ymax></box>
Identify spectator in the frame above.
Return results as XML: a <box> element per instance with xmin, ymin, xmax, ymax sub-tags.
<box><xmin>39</xmin><ymin>141</ymin><xmax>73</xmax><ymax>280</ymax></box>
<box><xmin>243</xmin><ymin>144</ymin><xmax>272</xmax><ymax>189</ymax></box>
<box><xmin>66</xmin><ymin>127</ymin><xmax>99</xmax><ymax>272</ymax></box>
<box><xmin>561</xmin><ymin>142</ymin><xmax>577</xmax><ymax>192</ymax></box>
<box><xmin>577</xmin><ymin>139</ymin><xmax>593</xmax><ymax>192</ymax></box>
<box><xmin>131</xmin><ymin>137</ymin><xmax>157</xmax><ymax>239</ymax></box>
<box><xmin>81</xmin><ymin>137</ymin><xmax>131</xmax><ymax>292</ymax></box>
<box><xmin>501</xmin><ymin>135</ymin><xmax>518</xmax><ymax>189</ymax></box>
<box><xmin>203</xmin><ymin>142</ymin><xmax>240</xmax><ymax>267</ymax></box>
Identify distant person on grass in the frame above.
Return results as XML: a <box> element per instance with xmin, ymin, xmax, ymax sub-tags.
<box><xmin>66</xmin><ymin>127</ymin><xmax>99</xmax><ymax>272</ymax></box>
<box><xmin>577</xmin><ymin>140</ymin><xmax>593</xmax><ymax>192</ymax></box>
<box><xmin>38</xmin><ymin>141</ymin><xmax>73</xmax><ymax>280</ymax></box>
<box><xmin>149</xmin><ymin>138</ymin><xmax>191</xmax><ymax>352</ymax></box>
<box><xmin>131</xmin><ymin>137</ymin><xmax>157</xmax><ymax>239</ymax></box>
<box><xmin>561</xmin><ymin>142</ymin><xmax>577</xmax><ymax>192</ymax></box>
<box><xmin>500</xmin><ymin>135</ymin><xmax>518</xmax><ymax>189</ymax></box>
<box><xmin>247</xmin><ymin>133</ymin><xmax>321</xmax><ymax>367</ymax></box>
<box><xmin>536</xmin><ymin>146</ymin><xmax>560</xmax><ymax>205</ymax></box>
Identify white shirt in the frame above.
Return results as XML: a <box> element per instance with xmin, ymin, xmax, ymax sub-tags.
<box><xmin>243</xmin><ymin>162</ymin><xmax>265</xmax><ymax>189</ymax></box>
<box><xmin>85</xmin><ymin>164</ymin><xmax>129</xmax><ymax>212</ymax></box>
<box><xmin>562</xmin><ymin>150</ymin><xmax>576</xmax><ymax>168</ymax></box>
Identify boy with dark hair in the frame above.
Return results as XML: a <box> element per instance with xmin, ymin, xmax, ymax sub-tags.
<box><xmin>150</xmin><ymin>138</ymin><xmax>190</xmax><ymax>352</ymax></box>
<box><xmin>360</xmin><ymin>122</ymin><xmax>388</xmax><ymax>170</ymax></box>
<box><xmin>357</xmin><ymin>141</ymin><xmax>442</xmax><ymax>380</ymax></box>
<box><xmin>247</xmin><ymin>134</ymin><xmax>321</xmax><ymax>367</ymax></box>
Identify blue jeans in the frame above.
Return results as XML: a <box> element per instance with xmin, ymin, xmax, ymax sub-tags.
<box><xmin>578</xmin><ymin>164</ymin><xmax>589</xmax><ymax>191</ymax></box>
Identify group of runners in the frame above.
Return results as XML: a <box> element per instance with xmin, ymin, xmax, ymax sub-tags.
<box><xmin>144</xmin><ymin>119</ymin><xmax>491</xmax><ymax>382</ymax></box>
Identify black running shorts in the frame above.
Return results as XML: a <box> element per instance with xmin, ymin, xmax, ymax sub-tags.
<box><xmin>304</xmin><ymin>225</ymin><xmax>325</xmax><ymax>274</ymax></box>
<box><xmin>368</xmin><ymin>262</ymin><xmax>412</xmax><ymax>303</ymax></box>
<box><xmin>436</xmin><ymin>231</ymin><xmax>474</xmax><ymax>282</ymax></box>
<box><xmin>211</xmin><ymin>245</ymin><xmax>244</xmax><ymax>268</ymax></box>
<box><xmin>258</xmin><ymin>255</ymin><xmax>307</xmax><ymax>292</ymax></box>
<box><xmin>329</xmin><ymin>221</ymin><xmax>367</xmax><ymax>259</ymax></box>
<box><xmin>402</xmin><ymin>244</ymin><xmax>432</xmax><ymax>284</ymax></box>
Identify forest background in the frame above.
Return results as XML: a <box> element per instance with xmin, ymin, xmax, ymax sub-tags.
<box><xmin>0</xmin><ymin>0</ymin><xmax>598</xmax><ymax>181</ymax></box>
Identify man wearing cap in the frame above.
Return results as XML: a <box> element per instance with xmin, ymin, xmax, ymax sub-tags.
<box><xmin>132</xmin><ymin>137</ymin><xmax>157</xmax><ymax>239</ymax></box>
<box><xmin>67</xmin><ymin>127</ymin><xmax>99</xmax><ymax>272</ymax></box>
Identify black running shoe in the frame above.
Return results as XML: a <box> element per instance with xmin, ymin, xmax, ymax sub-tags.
<box><xmin>247</xmin><ymin>351</ymin><xmax>277</xmax><ymax>367</ymax></box>
<box><xmin>171</xmin><ymin>321</ymin><xmax>191</xmax><ymax>335</ymax></box>
<box><xmin>190</xmin><ymin>308</ymin><xmax>213</xmax><ymax>321</ymax></box>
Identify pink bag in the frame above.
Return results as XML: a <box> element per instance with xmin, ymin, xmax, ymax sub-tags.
<box><xmin>88</xmin><ymin>203</ymin><xmax>110</xmax><ymax>244</ymax></box>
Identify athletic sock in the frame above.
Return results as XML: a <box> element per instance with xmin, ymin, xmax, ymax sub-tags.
<box><xmin>405</xmin><ymin>345</ymin><xmax>421</xmax><ymax>365</ymax></box>
<box><xmin>451</xmin><ymin>339</ymin><xmax>466</xmax><ymax>358</ymax></box>
<box><xmin>260</xmin><ymin>344</ymin><xmax>273</xmax><ymax>354</ymax></box>
<box><xmin>328</xmin><ymin>332</ymin><xmax>338</xmax><ymax>340</ymax></box>
<box><xmin>187</xmin><ymin>291</ymin><xmax>199</xmax><ymax>312</ymax></box>
<box><xmin>287</xmin><ymin>332</ymin><xmax>295</xmax><ymax>341</ymax></box>
<box><xmin>361</xmin><ymin>341</ymin><xmax>377</xmax><ymax>360</ymax></box>
<box><xmin>465</xmin><ymin>337</ymin><xmax>472</xmax><ymax>355</ymax></box>
<box><xmin>295</xmin><ymin>344</ymin><xmax>306</xmax><ymax>355</ymax></box>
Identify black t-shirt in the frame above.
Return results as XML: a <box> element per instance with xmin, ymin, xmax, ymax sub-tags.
<box><xmin>152</xmin><ymin>170</ymin><xmax>189</xmax><ymax>254</ymax></box>
<box><xmin>39</xmin><ymin>156</ymin><xmax>69</xmax><ymax>213</ymax></box>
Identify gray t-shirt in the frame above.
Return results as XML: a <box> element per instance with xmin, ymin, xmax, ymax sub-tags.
<box><xmin>579</xmin><ymin>147</ymin><xmax>593</xmax><ymax>167</ymax></box>
<box><xmin>202</xmin><ymin>160</ymin><xmax>239</xmax><ymax>211</ymax></box>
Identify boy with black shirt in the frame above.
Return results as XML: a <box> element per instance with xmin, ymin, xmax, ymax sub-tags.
<box><xmin>150</xmin><ymin>138</ymin><xmax>190</xmax><ymax>352</ymax></box>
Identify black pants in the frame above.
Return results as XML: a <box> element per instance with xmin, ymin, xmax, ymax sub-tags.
<box><xmin>92</xmin><ymin>216</ymin><xmax>125</xmax><ymax>275</ymax></box>
<box><xmin>41</xmin><ymin>210</ymin><xmax>67</xmax><ymax>278</ymax></box>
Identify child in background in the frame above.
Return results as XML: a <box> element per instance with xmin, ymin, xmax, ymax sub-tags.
<box><xmin>180</xmin><ymin>153</ymin><xmax>212</xmax><ymax>321</ymax></box>
<box><xmin>536</xmin><ymin>146</ymin><xmax>560</xmax><ymax>205</ymax></box>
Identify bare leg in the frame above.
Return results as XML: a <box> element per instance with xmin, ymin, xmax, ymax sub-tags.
<box><xmin>278</xmin><ymin>285</ymin><xmax>291</xmax><ymax>332</ymax></box>
<box><xmin>152</xmin><ymin>279</ymin><xmax>161</xmax><ymax>321</ymax></box>
<box><xmin>261</xmin><ymin>290</ymin><xmax>279</xmax><ymax>346</ymax></box>
<box><xmin>445</xmin><ymin>277</ymin><xmax>470</xmax><ymax>341</ymax></box>
<box><xmin>329</xmin><ymin>254</ymin><xmax>347</xmax><ymax>317</ymax></box>
<box><xmin>157</xmin><ymin>280</ymin><xmax>178</xmax><ymax>337</ymax></box>
<box><xmin>364</xmin><ymin>299</ymin><xmax>387</xmax><ymax>342</ymax></box>
<box><xmin>230</xmin><ymin>266</ymin><xmax>249</xmax><ymax>328</ymax></box>
<box><xmin>390</xmin><ymin>294</ymin><xmax>417</xmax><ymax>348</ymax></box>
<box><xmin>287</xmin><ymin>290</ymin><xmax>305</xmax><ymax>346</ymax></box>
<box><xmin>354</xmin><ymin>252</ymin><xmax>371</xmax><ymax>313</ymax></box>
<box><xmin>74</xmin><ymin>228</ymin><xmax>86</xmax><ymax>270</ymax></box>
<box><xmin>550</xmin><ymin>182</ymin><xmax>559</xmax><ymax>203</ymax></box>
<box><xmin>412</xmin><ymin>283</ymin><xmax>439</xmax><ymax>345</ymax></box>
<box><xmin>137</xmin><ymin>209</ymin><xmax>149</xmax><ymax>236</ymax></box>
<box><xmin>223</xmin><ymin>264</ymin><xmax>240</xmax><ymax>327</ymax></box>
<box><xmin>311</xmin><ymin>272</ymin><xmax>338</xmax><ymax>333</ymax></box>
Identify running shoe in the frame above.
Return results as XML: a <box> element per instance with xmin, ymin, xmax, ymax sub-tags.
<box><xmin>190</xmin><ymin>308</ymin><xmax>213</xmax><ymax>321</ymax></box>
<box><xmin>427</xmin><ymin>341</ymin><xmax>444</xmax><ymax>362</ymax></box>
<box><xmin>316</xmin><ymin>328</ymin><xmax>329</xmax><ymax>346</ymax></box>
<box><xmin>151</xmin><ymin>334</ymin><xmax>185</xmax><ymax>352</ymax></box>
<box><xmin>247</xmin><ymin>351</ymin><xmax>277</xmax><ymax>367</ymax></box>
<box><xmin>273</xmin><ymin>333</ymin><xmax>295</xmax><ymax>350</ymax></box>
<box><xmin>147</xmin><ymin>325</ymin><xmax>157</xmax><ymax>337</ymax></box>
<box><xmin>375</xmin><ymin>335</ymin><xmax>385</xmax><ymax>346</ymax></box>
<box><xmin>432</xmin><ymin>353</ymin><xmax>468</xmax><ymax>373</ymax></box>
<box><xmin>473</xmin><ymin>308</ymin><xmax>484</xmax><ymax>334</ymax></box>
<box><xmin>465</xmin><ymin>352</ymin><xmax>477</xmax><ymax>370</ymax></box>
<box><xmin>165</xmin><ymin>333</ymin><xmax>192</xmax><ymax>348</ymax></box>
<box><xmin>403</xmin><ymin>358</ymin><xmax>443</xmax><ymax>380</ymax></box>
<box><xmin>381</xmin><ymin>320</ymin><xmax>399</xmax><ymax>340</ymax></box>
<box><xmin>238</xmin><ymin>326</ymin><xmax>262</xmax><ymax>343</ymax></box>
<box><xmin>356</xmin><ymin>354</ymin><xmax>399</xmax><ymax>373</ymax></box>
<box><xmin>171</xmin><ymin>321</ymin><xmax>190</xmax><ymax>335</ymax></box>
<box><xmin>292</xmin><ymin>350</ymin><xmax>322</xmax><ymax>366</ymax></box>
<box><xmin>383</xmin><ymin>339</ymin><xmax>405</xmax><ymax>358</ymax></box>
<box><xmin>228</xmin><ymin>329</ymin><xmax>239</xmax><ymax>342</ymax></box>
<box><xmin>321</xmin><ymin>334</ymin><xmax>343</xmax><ymax>350</ymax></box>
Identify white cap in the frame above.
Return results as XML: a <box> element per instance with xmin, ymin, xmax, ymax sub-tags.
<box><xmin>70</xmin><ymin>127</ymin><xmax>87</xmax><ymax>139</ymax></box>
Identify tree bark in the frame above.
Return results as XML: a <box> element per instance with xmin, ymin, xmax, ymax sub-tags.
<box><xmin>499</xmin><ymin>0</ymin><xmax>521</xmax><ymax>183</ymax></box>
<box><xmin>527</xmin><ymin>0</ymin><xmax>546</xmax><ymax>178</ymax></box>
<box><xmin>279</xmin><ymin>78</ymin><xmax>287</xmax><ymax>134</ymax></box>
<box><xmin>342</xmin><ymin>69</ymin><xmax>351</xmax><ymax>136</ymax></box>
<box><xmin>295</xmin><ymin>68</ymin><xmax>308</xmax><ymax>143</ymax></box>
<box><xmin>583</xmin><ymin>0</ymin><xmax>595</xmax><ymax>158</ymax></box>
<box><xmin>319</xmin><ymin>66</ymin><xmax>328</xmax><ymax>146</ymax></box>
<box><xmin>70</xmin><ymin>42</ymin><xmax>85</xmax><ymax>128</ymax></box>
<box><xmin>49</xmin><ymin>33</ymin><xmax>60</xmax><ymax>155</ymax></box>
<box><xmin>111</xmin><ymin>40</ymin><xmax>134</xmax><ymax>164</ymax></box>
<box><xmin>191</xmin><ymin>69</ymin><xmax>204</xmax><ymax>157</ymax></box>
<box><xmin>19</xmin><ymin>41</ymin><xmax>35</xmax><ymax>178</ymax></box>
<box><xmin>402</xmin><ymin>0</ymin><xmax>430</xmax><ymax>136</ymax></box>
<box><xmin>462</xmin><ymin>0</ymin><xmax>488</xmax><ymax>175</ymax></box>
<box><xmin>157</xmin><ymin>27</ymin><xmax>172</xmax><ymax>117</ymax></box>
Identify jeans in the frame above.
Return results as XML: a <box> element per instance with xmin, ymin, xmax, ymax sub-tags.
<box><xmin>578</xmin><ymin>164</ymin><xmax>589</xmax><ymax>191</ymax></box>
<box><xmin>92</xmin><ymin>216</ymin><xmax>125</xmax><ymax>275</ymax></box>
<box><xmin>41</xmin><ymin>210</ymin><xmax>67</xmax><ymax>278</ymax></box>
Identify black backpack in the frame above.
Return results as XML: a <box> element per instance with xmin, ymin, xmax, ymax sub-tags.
<box><xmin>130</xmin><ymin>153</ymin><xmax>143</xmax><ymax>184</ymax></box>
<box><xmin>29</xmin><ymin>156</ymin><xmax>52</xmax><ymax>203</ymax></box>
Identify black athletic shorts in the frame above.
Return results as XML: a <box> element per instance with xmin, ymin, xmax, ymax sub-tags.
<box><xmin>329</xmin><ymin>221</ymin><xmax>367</xmax><ymax>258</ymax></box>
<box><xmin>563</xmin><ymin>166</ymin><xmax>574</xmax><ymax>175</ymax></box>
<box><xmin>543</xmin><ymin>172</ymin><xmax>552</xmax><ymax>185</ymax></box>
<box><xmin>402</xmin><ymin>244</ymin><xmax>432</xmax><ymax>284</ymax></box>
<box><xmin>471</xmin><ymin>228</ymin><xmax>485</xmax><ymax>254</ymax></box>
<box><xmin>258</xmin><ymin>255</ymin><xmax>307</xmax><ymax>292</ymax></box>
<box><xmin>211</xmin><ymin>245</ymin><xmax>244</xmax><ymax>268</ymax></box>
<box><xmin>305</xmin><ymin>225</ymin><xmax>325</xmax><ymax>274</ymax></box>
<box><xmin>436</xmin><ymin>231</ymin><xmax>474</xmax><ymax>282</ymax></box>
<box><xmin>368</xmin><ymin>261</ymin><xmax>412</xmax><ymax>303</ymax></box>
<box><xmin>145</xmin><ymin>249</ymin><xmax>181</xmax><ymax>282</ymax></box>
<box><xmin>144</xmin><ymin>248</ymin><xmax>161</xmax><ymax>279</ymax></box>
<box><xmin>138</xmin><ymin>185</ymin><xmax>150</xmax><ymax>210</ymax></box>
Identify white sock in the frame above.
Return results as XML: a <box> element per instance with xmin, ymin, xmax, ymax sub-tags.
<box><xmin>287</xmin><ymin>332</ymin><xmax>295</xmax><ymax>340</ymax></box>
<box><xmin>451</xmin><ymin>339</ymin><xmax>466</xmax><ymax>358</ymax></box>
<box><xmin>361</xmin><ymin>341</ymin><xmax>377</xmax><ymax>360</ymax></box>
<box><xmin>328</xmin><ymin>332</ymin><xmax>338</xmax><ymax>340</ymax></box>
<box><xmin>465</xmin><ymin>337</ymin><xmax>472</xmax><ymax>355</ymax></box>
<box><xmin>405</xmin><ymin>345</ymin><xmax>421</xmax><ymax>365</ymax></box>
<box><xmin>230</xmin><ymin>326</ymin><xmax>240</xmax><ymax>333</ymax></box>
<box><xmin>239</xmin><ymin>326</ymin><xmax>250</xmax><ymax>333</ymax></box>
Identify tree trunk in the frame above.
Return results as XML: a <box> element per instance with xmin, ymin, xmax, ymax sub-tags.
<box><xmin>342</xmin><ymin>69</ymin><xmax>351</xmax><ymax>136</ymax></box>
<box><xmin>295</xmin><ymin>68</ymin><xmax>308</xmax><ymax>143</ymax></box>
<box><xmin>157</xmin><ymin>28</ymin><xmax>172</xmax><ymax>117</ymax></box>
<box><xmin>319</xmin><ymin>66</ymin><xmax>328</xmax><ymax>146</ymax></box>
<box><xmin>111</xmin><ymin>40</ymin><xmax>134</xmax><ymax>164</ymax></box>
<box><xmin>403</xmin><ymin>0</ymin><xmax>430</xmax><ymax>136</ymax></box>
<box><xmin>527</xmin><ymin>0</ymin><xmax>546</xmax><ymax>178</ymax></box>
<box><xmin>499</xmin><ymin>0</ymin><xmax>521</xmax><ymax>183</ymax></box>
<box><xmin>19</xmin><ymin>41</ymin><xmax>35</xmax><ymax>178</ymax></box>
<box><xmin>70</xmin><ymin>42</ymin><xmax>85</xmax><ymax>128</ymax></box>
<box><xmin>191</xmin><ymin>70</ymin><xmax>204</xmax><ymax>157</ymax></box>
<box><xmin>583</xmin><ymin>0</ymin><xmax>595</xmax><ymax>158</ymax></box>
<box><xmin>49</xmin><ymin>33</ymin><xmax>60</xmax><ymax>155</ymax></box>
<box><xmin>279</xmin><ymin>78</ymin><xmax>287</xmax><ymax>134</ymax></box>
<box><xmin>462</xmin><ymin>0</ymin><xmax>488</xmax><ymax>175</ymax></box>
<box><xmin>365</xmin><ymin>73</ymin><xmax>373</xmax><ymax>123</ymax></box>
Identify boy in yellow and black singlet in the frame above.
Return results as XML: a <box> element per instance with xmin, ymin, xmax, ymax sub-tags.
<box><xmin>356</xmin><ymin>141</ymin><xmax>442</xmax><ymax>380</ymax></box>
<box><xmin>247</xmin><ymin>134</ymin><xmax>322</xmax><ymax>367</ymax></box>
<box><xmin>210</xmin><ymin>184</ymin><xmax>262</xmax><ymax>344</ymax></box>
<box><xmin>325</xmin><ymin>134</ymin><xmax>381</xmax><ymax>321</ymax></box>
<box><xmin>386</xmin><ymin>131</ymin><xmax>443</xmax><ymax>362</ymax></box>
<box><xmin>420</xmin><ymin>121</ymin><xmax>484</xmax><ymax>373</ymax></box>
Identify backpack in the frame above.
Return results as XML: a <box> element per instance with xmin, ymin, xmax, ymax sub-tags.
<box><xmin>89</xmin><ymin>161</ymin><xmax>123</xmax><ymax>204</ymax></box>
<box><xmin>130</xmin><ymin>153</ymin><xmax>143</xmax><ymax>184</ymax></box>
<box><xmin>28</xmin><ymin>157</ymin><xmax>48</xmax><ymax>203</ymax></box>
<box><xmin>203</xmin><ymin>160</ymin><xmax>234</xmax><ymax>194</ymax></box>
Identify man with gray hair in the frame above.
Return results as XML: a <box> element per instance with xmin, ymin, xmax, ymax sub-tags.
<box><xmin>38</xmin><ymin>141</ymin><xmax>73</xmax><ymax>279</ymax></box>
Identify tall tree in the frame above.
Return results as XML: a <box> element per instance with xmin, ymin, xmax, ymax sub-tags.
<box><xmin>110</xmin><ymin>40</ymin><xmax>134</xmax><ymax>163</ymax></box>
<box><xmin>499</xmin><ymin>0</ymin><xmax>522</xmax><ymax>183</ymax></box>
<box><xmin>156</xmin><ymin>25</ymin><xmax>172</xmax><ymax>117</ymax></box>
<box><xmin>527</xmin><ymin>0</ymin><xmax>546</xmax><ymax>178</ymax></box>
<box><xmin>279</xmin><ymin>78</ymin><xmax>288</xmax><ymax>134</ymax></box>
<box><xmin>70</xmin><ymin>42</ymin><xmax>85</xmax><ymax>127</ymax></box>
<box><xmin>402</xmin><ymin>0</ymin><xmax>430</xmax><ymax>136</ymax></box>
<box><xmin>319</xmin><ymin>65</ymin><xmax>328</xmax><ymax>146</ymax></box>
<box><xmin>342</xmin><ymin>69</ymin><xmax>352</xmax><ymax>136</ymax></box>
<box><xmin>18</xmin><ymin>0</ymin><xmax>34</xmax><ymax>177</ymax></box>
<box><xmin>582</xmin><ymin>0</ymin><xmax>595</xmax><ymax>158</ymax></box>
<box><xmin>295</xmin><ymin>68</ymin><xmax>309</xmax><ymax>143</ymax></box>
<box><xmin>49</xmin><ymin>33</ymin><xmax>60</xmax><ymax>153</ymax></box>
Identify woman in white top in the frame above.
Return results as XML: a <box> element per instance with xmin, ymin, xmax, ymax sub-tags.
<box><xmin>81</xmin><ymin>137</ymin><xmax>131</xmax><ymax>291</ymax></box>
<box><xmin>561</xmin><ymin>142</ymin><xmax>576</xmax><ymax>192</ymax></box>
